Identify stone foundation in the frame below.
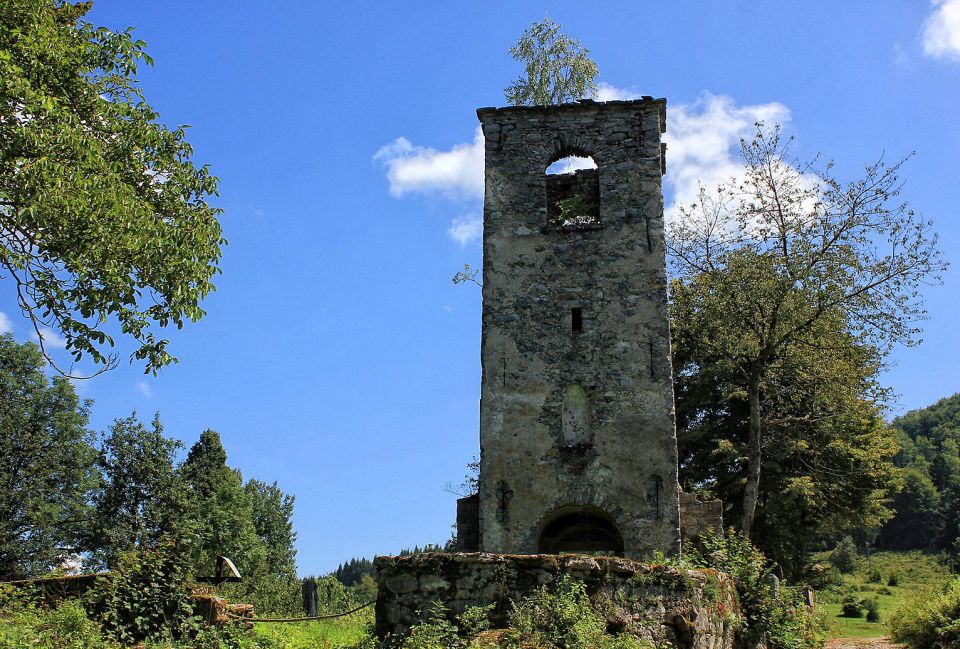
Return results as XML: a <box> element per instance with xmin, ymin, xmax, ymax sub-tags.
<box><xmin>375</xmin><ymin>552</ymin><xmax>742</xmax><ymax>647</ymax></box>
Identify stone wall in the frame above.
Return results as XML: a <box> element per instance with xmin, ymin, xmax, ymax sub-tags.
<box><xmin>476</xmin><ymin>98</ymin><xmax>680</xmax><ymax>559</ymax></box>
<box><xmin>679</xmin><ymin>492</ymin><xmax>724</xmax><ymax>542</ymax></box>
<box><xmin>375</xmin><ymin>552</ymin><xmax>742</xmax><ymax>648</ymax></box>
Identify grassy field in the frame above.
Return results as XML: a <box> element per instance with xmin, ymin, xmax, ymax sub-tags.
<box><xmin>250</xmin><ymin>609</ymin><xmax>373</xmax><ymax>648</ymax></box>
<box><xmin>815</xmin><ymin>551</ymin><xmax>952</xmax><ymax>639</ymax></box>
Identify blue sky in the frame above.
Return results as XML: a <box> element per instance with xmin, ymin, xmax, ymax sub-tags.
<box><xmin>2</xmin><ymin>1</ymin><xmax>959</xmax><ymax>576</ymax></box>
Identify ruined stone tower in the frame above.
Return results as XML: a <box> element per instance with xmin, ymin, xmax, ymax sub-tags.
<box><xmin>470</xmin><ymin>98</ymin><xmax>681</xmax><ymax>558</ymax></box>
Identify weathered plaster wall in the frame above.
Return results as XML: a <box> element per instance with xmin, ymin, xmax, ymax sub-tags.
<box><xmin>476</xmin><ymin>99</ymin><xmax>680</xmax><ymax>558</ymax></box>
<box><xmin>375</xmin><ymin>552</ymin><xmax>741</xmax><ymax>648</ymax></box>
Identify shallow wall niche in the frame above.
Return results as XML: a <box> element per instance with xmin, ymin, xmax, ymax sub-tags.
<box><xmin>537</xmin><ymin>507</ymin><xmax>624</xmax><ymax>556</ymax></box>
<box><xmin>560</xmin><ymin>384</ymin><xmax>591</xmax><ymax>446</ymax></box>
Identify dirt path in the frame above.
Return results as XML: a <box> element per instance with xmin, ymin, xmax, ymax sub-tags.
<box><xmin>825</xmin><ymin>638</ymin><xmax>901</xmax><ymax>649</ymax></box>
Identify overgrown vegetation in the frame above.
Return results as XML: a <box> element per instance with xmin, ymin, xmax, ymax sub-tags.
<box><xmin>813</xmin><ymin>548</ymin><xmax>952</xmax><ymax>640</ymax></box>
<box><xmin>890</xmin><ymin>576</ymin><xmax>960</xmax><ymax>649</ymax></box>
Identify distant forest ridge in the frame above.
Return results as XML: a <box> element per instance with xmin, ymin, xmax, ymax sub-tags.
<box><xmin>881</xmin><ymin>391</ymin><xmax>960</xmax><ymax>551</ymax></box>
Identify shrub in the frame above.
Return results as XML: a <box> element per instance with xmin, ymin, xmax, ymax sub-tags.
<box><xmin>222</xmin><ymin>574</ymin><xmax>303</xmax><ymax>616</ymax></box>
<box><xmin>686</xmin><ymin>530</ymin><xmax>825</xmax><ymax>649</ymax></box>
<box><xmin>828</xmin><ymin>537</ymin><xmax>860</xmax><ymax>574</ymax></box>
<box><xmin>85</xmin><ymin>539</ymin><xmax>195</xmax><ymax>644</ymax></box>
<box><xmin>507</xmin><ymin>575</ymin><xmax>644</xmax><ymax>649</ymax></box>
<box><xmin>888</xmin><ymin>573</ymin><xmax>899</xmax><ymax>587</ymax></box>
<box><xmin>806</xmin><ymin>563</ymin><xmax>843</xmax><ymax>591</ymax></box>
<box><xmin>867</xmin><ymin>569</ymin><xmax>883</xmax><ymax>584</ymax></box>
<box><xmin>0</xmin><ymin>595</ymin><xmax>109</xmax><ymax>649</ymax></box>
<box><xmin>863</xmin><ymin>598</ymin><xmax>880</xmax><ymax>623</ymax></box>
<box><xmin>401</xmin><ymin>601</ymin><xmax>464</xmax><ymax>648</ymax></box>
<box><xmin>840</xmin><ymin>596</ymin><xmax>863</xmax><ymax>618</ymax></box>
<box><xmin>890</xmin><ymin>578</ymin><xmax>960</xmax><ymax>649</ymax></box>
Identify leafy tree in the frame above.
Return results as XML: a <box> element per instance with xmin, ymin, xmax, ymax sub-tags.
<box><xmin>828</xmin><ymin>536</ymin><xmax>861</xmax><ymax>574</ymax></box>
<box><xmin>0</xmin><ymin>0</ymin><xmax>224</xmax><ymax>376</ymax></box>
<box><xmin>179</xmin><ymin>429</ymin><xmax>265</xmax><ymax>579</ymax></box>
<box><xmin>0</xmin><ymin>333</ymin><xmax>96</xmax><ymax>578</ymax></box>
<box><xmin>504</xmin><ymin>18</ymin><xmax>598</xmax><ymax>106</ymax></box>
<box><xmin>673</xmin><ymin>293</ymin><xmax>901</xmax><ymax>574</ymax></box>
<box><xmin>244</xmin><ymin>478</ymin><xmax>297</xmax><ymax>580</ymax></box>
<box><xmin>89</xmin><ymin>413</ymin><xmax>185</xmax><ymax>568</ymax></box>
<box><xmin>669</xmin><ymin>123</ymin><xmax>944</xmax><ymax>536</ymax></box>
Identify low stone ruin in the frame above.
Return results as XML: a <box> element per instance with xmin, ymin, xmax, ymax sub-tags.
<box><xmin>375</xmin><ymin>552</ymin><xmax>742</xmax><ymax>648</ymax></box>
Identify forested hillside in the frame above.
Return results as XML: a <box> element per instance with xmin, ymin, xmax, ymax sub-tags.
<box><xmin>881</xmin><ymin>392</ymin><xmax>960</xmax><ymax>551</ymax></box>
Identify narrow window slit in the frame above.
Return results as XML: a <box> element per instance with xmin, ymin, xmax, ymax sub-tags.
<box><xmin>571</xmin><ymin>308</ymin><xmax>582</xmax><ymax>332</ymax></box>
<box><xmin>648</xmin><ymin>339</ymin><xmax>655</xmax><ymax>379</ymax></box>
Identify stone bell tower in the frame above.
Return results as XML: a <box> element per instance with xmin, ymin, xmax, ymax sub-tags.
<box><xmin>471</xmin><ymin>98</ymin><xmax>681</xmax><ymax>558</ymax></box>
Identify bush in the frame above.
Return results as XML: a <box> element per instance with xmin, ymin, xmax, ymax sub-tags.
<box><xmin>867</xmin><ymin>569</ymin><xmax>883</xmax><ymax>584</ymax></box>
<box><xmin>221</xmin><ymin>574</ymin><xmax>303</xmax><ymax>616</ymax></box>
<box><xmin>401</xmin><ymin>601</ymin><xmax>495</xmax><ymax>649</ymax></box>
<box><xmin>85</xmin><ymin>540</ymin><xmax>195</xmax><ymax>644</ymax></box>
<box><xmin>890</xmin><ymin>578</ymin><xmax>960</xmax><ymax>649</ymax></box>
<box><xmin>0</xmin><ymin>594</ymin><xmax>109</xmax><ymax>649</ymax></box>
<box><xmin>840</xmin><ymin>595</ymin><xmax>863</xmax><ymax>618</ymax></box>
<box><xmin>888</xmin><ymin>573</ymin><xmax>900</xmax><ymax>587</ymax></box>
<box><xmin>863</xmin><ymin>598</ymin><xmax>881</xmax><ymax>623</ymax></box>
<box><xmin>507</xmin><ymin>575</ymin><xmax>644</xmax><ymax>649</ymax></box>
<box><xmin>828</xmin><ymin>537</ymin><xmax>861</xmax><ymax>574</ymax></box>
<box><xmin>684</xmin><ymin>530</ymin><xmax>825</xmax><ymax>649</ymax></box>
<box><xmin>806</xmin><ymin>563</ymin><xmax>843</xmax><ymax>591</ymax></box>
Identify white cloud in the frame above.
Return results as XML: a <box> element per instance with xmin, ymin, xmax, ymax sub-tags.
<box><xmin>135</xmin><ymin>380</ymin><xmax>154</xmax><ymax>398</ymax></box>
<box><xmin>923</xmin><ymin>0</ymin><xmax>960</xmax><ymax>61</ymax></box>
<box><xmin>447</xmin><ymin>213</ymin><xmax>483</xmax><ymax>246</ymax></box>
<box><xmin>31</xmin><ymin>326</ymin><xmax>67</xmax><ymax>349</ymax></box>
<box><xmin>595</xmin><ymin>82</ymin><xmax>641</xmax><ymax>102</ymax></box>
<box><xmin>663</xmin><ymin>93</ymin><xmax>790</xmax><ymax>224</ymax></box>
<box><xmin>375</xmin><ymin>87</ymin><xmax>791</xmax><ymax>245</ymax></box>
<box><xmin>374</xmin><ymin>127</ymin><xmax>485</xmax><ymax>199</ymax></box>
<box><xmin>546</xmin><ymin>155</ymin><xmax>597</xmax><ymax>175</ymax></box>
<box><xmin>0</xmin><ymin>311</ymin><xmax>11</xmax><ymax>334</ymax></box>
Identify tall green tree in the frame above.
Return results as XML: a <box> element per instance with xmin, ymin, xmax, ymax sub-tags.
<box><xmin>673</xmin><ymin>282</ymin><xmax>901</xmax><ymax>574</ymax></box>
<box><xmin>0</xmin><ymin>0</ymin><xmax>224</xmax><ymax>376</ymax></box>
<box><xmin>504</xmin><ymin>18</ymin><xmax>598</xmax><ymax>106</ymax></box>
<box><xmin>245</xmin><ymin>479</ymin><xmax>297</xmax><ymax>580</ymax></box>
<box><xmin>180</xmin><ymin>429</ymin><xmax>265</xmax><ymax>578</ymax></box>
<box><xmin>668</xmin><ymin>124</ymin><xmax>944</xmax><ymax>537</ymax></box>
<box><xmin>90</xmin><ymin>412</ymin><xmax>185</xmax><ymax>568</ymax></box>
<box><xmin>0</xmin><ymin>333</ymin><xmax>96</xmax><ymax>578</ymax></box>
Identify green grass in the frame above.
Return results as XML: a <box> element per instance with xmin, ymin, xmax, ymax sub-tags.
<box><xmin>250</xmin><ymin>609</ymin><xmax>373</xmax><ymax>648</ymax></box>
<box><xmin>813</xmin><ymin>551</ymin><xmax>952</xmax><ymax>639</ymax></box>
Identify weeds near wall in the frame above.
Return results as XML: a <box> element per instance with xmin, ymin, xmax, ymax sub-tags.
<box><xmin>685</xmin><ymin>530</ymin><xmax>826</xmax><ymax>649</ymax></box>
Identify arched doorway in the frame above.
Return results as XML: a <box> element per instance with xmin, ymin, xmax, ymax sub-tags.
<box><xmin>538</xmin><ymin>507</ymin><xmax>624</xmax><ymax>556</ymax></box>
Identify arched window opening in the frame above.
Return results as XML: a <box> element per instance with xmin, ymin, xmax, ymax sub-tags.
<box><xmin>538</xmin><ymin>507</ymin><xmax>624</xmax><ymax>556</ymax></box>
<box><xmin>545</xmin><ymin>155</ymin><xmax>599</xmax><ymax>227</ymax></box>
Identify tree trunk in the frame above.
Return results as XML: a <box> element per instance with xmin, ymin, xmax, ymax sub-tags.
<box><xmin>740</xmin><ymin>367</ymin><xmax>763</xmax><ymax>536</ymax></box>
